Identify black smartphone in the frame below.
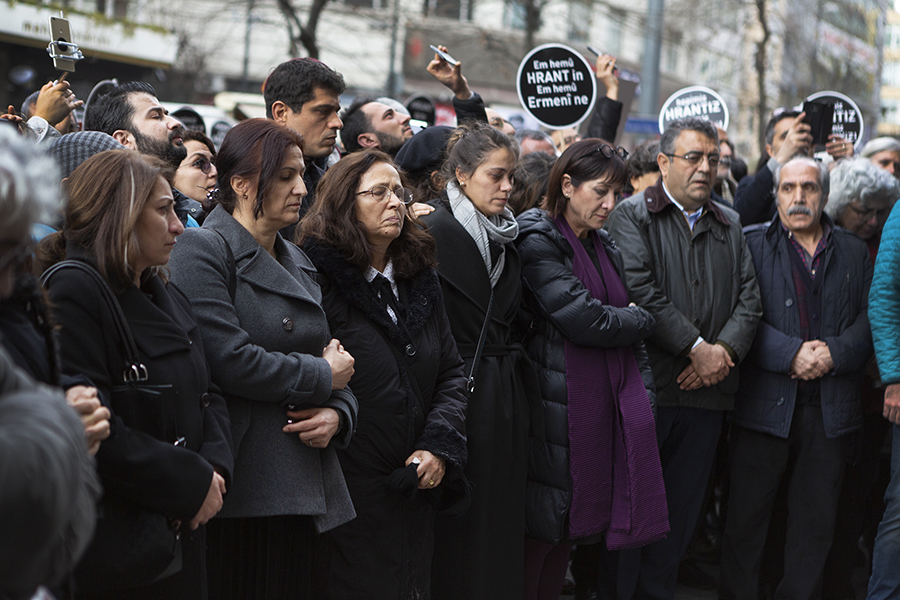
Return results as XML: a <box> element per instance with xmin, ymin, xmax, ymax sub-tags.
<box><xmin>801</xmin><ymin>100</ymin><xmax>834</xmax><ymax>147</ymax></box>
<box><xmin>429</xmin><ymin>45</ymin><xmax>459</xmax><ymax>67</ymax></box>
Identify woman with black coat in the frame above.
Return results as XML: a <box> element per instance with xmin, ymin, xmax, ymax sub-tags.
<box><xmin>419</xmin><ymin>123</ymin><xmax>535</xmax><ymax>600</ymax></box>
<box><xmin>38</xmin><ymin>149</ymin><xmax>234</xmax><ymax>600</ymax></box>
<box><xmin>515</xmin><ymin>139</ymin><xmax>668</xmax><ymax>600</ymax></box>
<box><xmin>299</xmin><ymin>149</ymin><xmax>468</xmax><ymax>600</ymax></box>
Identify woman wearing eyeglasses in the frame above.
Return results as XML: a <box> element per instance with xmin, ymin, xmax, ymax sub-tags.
<box><xmin>167</xmin><ymin>119</ymin><xmax>358</xmax><ymax>599</ymax></box>
<box><xmin>298</xmin><ymin>149</ymin><xmax>468</xmax><ymax>600</ymax></box>
<box><xmin>515</xmin><ymin>139</ymin><xmax>668</xmax><ymax>600</ymax></box>
<box><xmin>173</xmin><ymin>129</ymin><xmax>218</xmax><ymax>225</ymax></box>
<box><xmin>417</xmin><ymin>122</ymin><xmax>536</xmax><ymax>600</ymax></box>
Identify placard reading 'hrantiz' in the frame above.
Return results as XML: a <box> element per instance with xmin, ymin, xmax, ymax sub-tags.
<box><xmin>658</xmin><ymin>86</ymin><xmax>729</xmax><ymax>134</ymax></box>
<box><xmin>517</xmin><ymin>44</ymin><xmax>597</xmax><ymax>129</ymax></box>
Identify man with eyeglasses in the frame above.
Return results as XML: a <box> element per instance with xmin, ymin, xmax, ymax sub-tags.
<box><xmin>720</xmin><ymin>156</ymin><xmax>872</xmax><ymax>600</ymax></box>
<box><xmin>607</xmin><ymin>117</ymin><xmax>762</xmax><ymax>600</ymax></box>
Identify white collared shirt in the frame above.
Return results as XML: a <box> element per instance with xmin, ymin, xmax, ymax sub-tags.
<box><xmin>364</xmin><ymin>259</ymin><xmax>400</xmax><ymax>323</ymax></box>
<box><xmin>662</xmin><ymin>182</ymin><xmax>705</xmax><ymax>231</ymax></box>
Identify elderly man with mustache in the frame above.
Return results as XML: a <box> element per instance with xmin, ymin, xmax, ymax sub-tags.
<box><xmin>718</xmin><ymin>156</ymin><xmax>873</xmax><ymax>600</ymax></box>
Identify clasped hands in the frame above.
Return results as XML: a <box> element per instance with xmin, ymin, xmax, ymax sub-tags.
<box><xmin>789</xmin><ymin>339</ymin><xmax>833</xmax><ymax>380</ymax></box>
<box><xmin>677</xmin><ymin>340</ymin><xmax>734</xmax><ymax>391</ymax></box>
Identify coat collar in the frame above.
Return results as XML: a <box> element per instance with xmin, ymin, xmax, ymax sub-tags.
<box><xmin>423</xmin><ymin>196</ymin><xmax>494</xmax><ymax>307</ymax></box>
<box><xmin>302</xmin><ymin>240</ymin><xmax>442</xmax><ymax>349</ymax></box>
<box><xmin>58</xmin><ymin>245</ymin><xmax>192</xmax><ymax>355</ymax></box>
<box><xmin>643</xmin><ymin>178</ymin><xmax>732</xmax><ymax>227</ymax></box>
<box><xmin>202</xmin><ymin>204</ymin><xmax>321</xmax><ymax>306</ymax></box>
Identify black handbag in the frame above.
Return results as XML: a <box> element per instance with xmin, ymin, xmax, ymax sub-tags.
<box><xmin>42</xmin><ymin>260</ymin><xmax>182</xmax><ymax>592</ymax></box>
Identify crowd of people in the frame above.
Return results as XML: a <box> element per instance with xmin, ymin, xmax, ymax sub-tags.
<box><xmin>2</xmin><ymin>45</ymin><xmax>900</xmax><ymax>600</ymax></box>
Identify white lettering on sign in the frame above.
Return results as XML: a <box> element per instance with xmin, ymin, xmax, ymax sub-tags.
<box><xmin>526</xmin><ymin>70</ymin><xmax>571</xmax><ymax>85</ymax></box>
<box><xmin>663</xmin><ymin>100</ymin><xmax>722</xmax><ymax>121</ymax></box>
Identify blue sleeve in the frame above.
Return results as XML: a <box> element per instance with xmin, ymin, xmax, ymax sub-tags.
<box><xmin>870</xmin><ymin>205</ymin><xmax>900</xmax><ymax>383</ymax></box>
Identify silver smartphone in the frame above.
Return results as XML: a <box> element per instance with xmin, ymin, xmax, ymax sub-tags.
<box><xmin>429</xmin><ymin>45</ymin><xmax>459</xmax><ymax>67</ymax></box>
<box><xmin>49</xmin><ymin>16</ymin><xmax>77</xmax><ymax>72</ymax></box>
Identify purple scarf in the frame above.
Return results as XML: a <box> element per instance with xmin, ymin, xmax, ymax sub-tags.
<box><xmin>552</xmin><ymin>215</ymin><xmax>668</xmax><ymax>549</ymax></box>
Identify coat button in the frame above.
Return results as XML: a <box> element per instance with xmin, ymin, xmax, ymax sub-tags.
<box><xmin>785</xmin><ymin>299</ymin><xmax>793</xmax><ymax>307</ymax></box>
<box><xmin>420</xmin><ymin>296</ymin><xmax>427</xmax><ymax>305</ymax></box>
<box><xmin>200</xmin><ymin>393</ymin><xmax>210</xmax><ymax>407</ymax></box>
<box><xmin>282</xmin><ymin>317</ymin><xmax>294</xmax><ymax>331</ymax></box>
<box><xmin>693</xmin><ymin>279</ymin><xmax>700</xmax><ymax>286</ymax></box>
<box><xmin>776</xmin><ymin>397</ymin><xmax>784</xmax><ymax>406</ymax></box>
<box><xmin>405</xmin><ymin>344</ymin><xmax>416</xmax><ymax>356</ymax></box>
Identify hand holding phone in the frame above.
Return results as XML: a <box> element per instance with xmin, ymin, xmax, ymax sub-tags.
<box><xmin>426</xmin><ymin>45</ymin><xmax>470</xmax><ymax>99</ymax></box>
<box><xmin>429</xmin><ymin>45</ymin><xmax>459</xmax><ymax>66</ymax></box>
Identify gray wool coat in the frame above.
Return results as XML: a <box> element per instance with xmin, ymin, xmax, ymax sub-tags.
<box><xmin>168</xmin><ymin>205</ymin><xmax>358</xmax><ymax>533</ymax></box>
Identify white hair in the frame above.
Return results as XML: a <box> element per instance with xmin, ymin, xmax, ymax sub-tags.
<box><xmin>826</xmin><ymin>156</ymin><xmax>900</xmax><ymax>220</ymax></box>
<box><xmin>0</xmin><ymin>127</ymin><xmax>62</xmax><ymax>242</ymax></box>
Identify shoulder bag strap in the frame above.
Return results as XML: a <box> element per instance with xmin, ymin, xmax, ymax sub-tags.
<box><xmin>41</xmin><ymin>260</ymin><xmax>147</xmax><ymax>383</ymax></box>
<box><xmin>466</xmin><ymin>288</ymin><xmax>494</xmax><ymax>394</ymax></box>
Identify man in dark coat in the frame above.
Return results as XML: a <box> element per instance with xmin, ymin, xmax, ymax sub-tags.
<box><xmin>719</xmin><ymin>156</ymin><xmax>873</xmax><ymax>600</ymax></box>
<box><xmin>606</xmin><ymin>117</ymin><xmax>762</xmax><ymax>600</ymax></box>
<box><xmin>263</xmin><ymin>58</ymin><xmax>347</xmax><ymax>226</ymax></box>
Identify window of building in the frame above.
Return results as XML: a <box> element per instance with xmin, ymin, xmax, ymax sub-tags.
<box><xmin>346</xmin><ymin>0</ymin><xmax>388</xmax><ymax>9</ymax></box>
<box><xmin>503</xmin><ymin>0</ymin><xmax>527</xmax><ymax>30</ymax></box>
<box><xmin>665</xmin><ymin>43</ymin><xmax>679</xmax><ymax>73</ymax></box>
<box><xmin>606</xmin><ymin>8</ymin><xmax>625</xmax><ymax>56</ymax></box>
<box><xmin>426</xmin><ymin>0</ymin><xmax>471</xmax><ymax>20</ymax></box>
<box><xmin>884</xmin><ymin>61</ymin><xmax>900</xmax><ymax>87</ymax></box>
<box><xmin>568</xmin><ymin>0</ymin><xmax>591</xmax><ymax>43</ymax></box>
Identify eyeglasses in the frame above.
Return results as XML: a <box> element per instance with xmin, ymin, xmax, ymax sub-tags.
<box><xmin>190</xmin><ymin>156</ymin><xmax>214</xmax><ymax>175</ymax></box>
<box><xmin>356</xmin><ymin>185</ymin><xmax>415</xmax><ymax>205</ymax></box>
<box><xmin>665</xmin><ymin>152</ymin><xmax>720</xmax><ymax>168</ymax></box>
<box><xmin>0</xmin><ymin>242</ymin><xmax>33</xmax><ymax>273</ymax></box>
<box><xmin>586</xmin><ymin>144</ymin><xmax>628</xmax><ymax>160</ymax></box>
<box><xmin>847</xmin><ymin>203</ymin><xmax>890</xmax><ymax>221</ymax></box>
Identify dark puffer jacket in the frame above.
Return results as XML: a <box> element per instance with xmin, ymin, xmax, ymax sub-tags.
<box><xmin>515</xmin><ymin>208</ymin><xmax>656</xmax><ymax>544</ymax></box>
<box><xmin>736</xmin><ymin>215</ymin><xmax>872</xmax><ymax>438</ymax></box>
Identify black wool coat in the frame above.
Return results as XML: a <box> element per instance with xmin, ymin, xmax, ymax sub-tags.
<box><xmin>44</xmin><ymin>247</ymin><xmax>234</xmax><ymax>599</ymax></box>
<box><xmin>302</xmin><ymin>240</ymin><xmax>468</xmax><ymax>600</ymax></box>
<box><xmin>421</xmin><ymin>198</ymin><xmax>534</xmax><ymax>600</ymax></box>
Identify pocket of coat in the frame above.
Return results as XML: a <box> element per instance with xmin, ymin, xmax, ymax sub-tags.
<box><xmin>109</xmin><ymin>383</ymin><xmax>175</xmax><ymax>442</ymax></box>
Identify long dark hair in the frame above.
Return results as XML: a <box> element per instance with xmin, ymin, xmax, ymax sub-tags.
<box><xmin>212</xmin><ymin>118</ymin><xmax>304</xmax><ymax>219</ymax></box>
<box><xmin>544</xmin><ymin>138</ymin><xmax>628</xmax><ymax>217</ymax></box>
<box><xmin>298</xmin><ymin>150</ymin><xmax>436</xmax><ymax>279</ymax></box>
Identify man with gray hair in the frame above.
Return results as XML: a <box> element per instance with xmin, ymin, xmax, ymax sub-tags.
<box><xmin>607</xmin><ymin>117</ymin><xmax>762</xmax><ymax>600</ymax></box>
<box><xmin>860</xmin><ymin>137</ymin><xmax>900</xmax><ymax>178</ymax></box>
<box><xmin>720</xmin><ymin>156</ymin><xmax>872</xmax><ymax>600</ymax></box>
<box><xmin>514</xmin><ymin>129</ymin><xmax>557</xmax><ymax>156</ymax></box>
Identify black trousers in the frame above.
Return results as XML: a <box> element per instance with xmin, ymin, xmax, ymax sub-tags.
<box><xmin>719</xmin><ymin>403</ymin><xmax>849</xmax><ymax>600</ymax></box>
<box><xmin>618</xmin><ymin>406</ymin><xmax>724</xmax><ymax>600</ymax></box>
